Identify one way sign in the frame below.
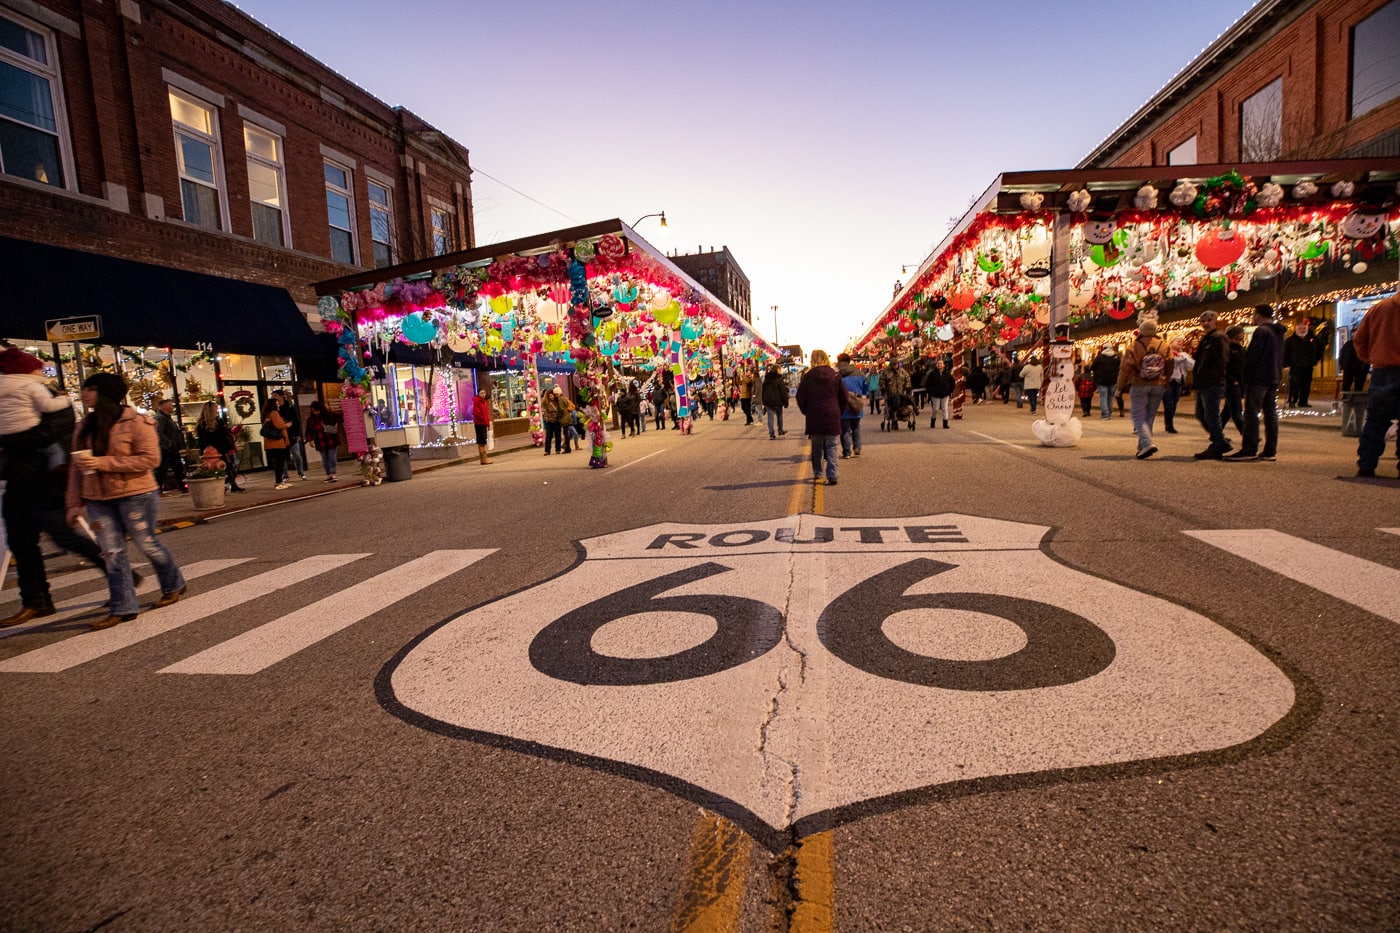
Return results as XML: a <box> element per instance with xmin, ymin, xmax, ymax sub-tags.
<box><xmin>383</xmin><ymin>514</ymin><xmax>1295</xmax><ymax>839</ymax></box>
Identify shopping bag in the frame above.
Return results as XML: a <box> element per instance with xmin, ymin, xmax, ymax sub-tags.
<box><xmin>486</xmin><ymin>428</ymin><xmax>496</xmax><ymax>452</ymax></box>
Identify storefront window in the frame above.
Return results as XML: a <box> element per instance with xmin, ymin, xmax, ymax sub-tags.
<box><xmin>488</xmin><ymin>370</ymin><xmax>530</xmax><ymax>418</ymax></box>
<box><xmin>371</xmin><ymin>363</ymin><xmax>472</xmax><ymax>432</ymax></box>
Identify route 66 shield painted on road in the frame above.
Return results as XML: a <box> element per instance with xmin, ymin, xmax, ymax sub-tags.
<box><xmin>383</xmin><ymin>514</ymin><xmax>1295</xmax><ymax>839</ymax></box>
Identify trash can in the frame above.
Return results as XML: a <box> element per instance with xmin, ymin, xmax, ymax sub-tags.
<box><xmin>383</xmin><ymin>445</ymin><xmax>413</xmax><ymax>482</ymax></box>
<box><xmin>1341</xmin><ymin>392</ymin><xmax>1368</xmax><ymax>438</ymax></box>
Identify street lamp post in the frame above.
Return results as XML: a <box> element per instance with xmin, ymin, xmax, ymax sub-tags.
<box><xmin>772</xmin><ymin>305</ymin><xmax>779</xmax><ymax>345</ymax></box>
<box><xmin>630</xmin><ymin>211</ymin><xmax>667</xmax><ymax>228</ymax></box>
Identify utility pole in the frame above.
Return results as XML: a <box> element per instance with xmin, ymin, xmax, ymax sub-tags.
<box><xmin>772</xmin><ymin>305</ymin><xmax>779</xmax><ymax>345</ymax></box>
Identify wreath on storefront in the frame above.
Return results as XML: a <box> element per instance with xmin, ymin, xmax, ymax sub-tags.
<box><xmin>232</xmin><ymin>392</ymin><xmax>257</xmax><ymax>419</ymax></box>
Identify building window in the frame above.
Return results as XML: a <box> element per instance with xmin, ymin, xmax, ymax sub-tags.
<box><xmin>324</xmin><ymin>161</ymin><xmax>356</xmax><ymax>265</ymax></box>
<box><xmin>1167</xmin><ymin>135</ymin><xmax>1197</xmax><ymax>166</ymax></box>
<box><xmin>1240</xmin><ymin>77</ymin><xmax>1283</xmax><ymax>161</ymax></box>
<box><xmin>1350</xmin><ymin>0</ymin><xmax>1400</xmax><ymax>119</ymax></box>
<box><xmin>0</xmin><ymin>11</ymin><xmax>68</xmax><ymax>187</ymax></box>
<box><xmin>244</xmin><ymin>125</ymin><xmax>287</xmax><ymax>247</ymax></box>
<box><xmin>169</xmin><ymin>88</ymin><xmax>224</xmax><ymax>230</ymax></box>
<box><xmin>368</xmin><ymin>180</ymin><xmax>393</xmax><ymax>267</ymax></box>
<box><xmin>431</xmin><ymin>207</ymin><xmax>452</xmax><ymax>255</ymax></box>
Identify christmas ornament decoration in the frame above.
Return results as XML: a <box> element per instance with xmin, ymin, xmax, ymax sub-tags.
<box><xmin>1292</xmin><ymin>180</ymin><xmax>1317</xmax><ymax>199</ymax></box>
<box><xmin>1169</xmin><ymin>181</ymin><xmax>1198</xmax><ymax>207</ymax></box>
<box><xmin>1331</xmin><ymin>181</ymin><xmax>1355</xmax><ymax>199</ymax></box>
<box><xmin>1019</xmin><ymin>192</ymin><xmax>1044</xmax><ymax>211</ymax></box>
<box><xmin>596</xmin><ymin>234</ymin><xmax>626</xmax><ymax>262</ymax></box>
<box><xmin>1256</xmin><ymin>183</ymin><xmax>1284</xmax><ymax>208</ymax></box>
<box><xmin>1067</xmin><ymin>189</ymin><xmax>1092</xmax><ymax>213</ymax></box>
<box><xmin>1194</xmin><ymin>228</ymin><xmax>1247</xmax><ymax>270</ymax></box>
<box><xmin>1134</xmin><ymin>185</ymin><xmax>1158</xmax><ymax>210</ymax></box>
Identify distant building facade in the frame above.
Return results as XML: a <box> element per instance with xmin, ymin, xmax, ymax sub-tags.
<box><xmin>1080</xmin><ymin>0</ymin><xmax>1400</xmax><ymax>167</ymax></box>
<box><xmin>0</xmin><ymin>0</ymin><xmax>475</xmax><ymax>316</ymax></box>
<box><xmin>669</xmin><ymin>246</ymin><xmax>752</xmax><ymax>323</ymax></box>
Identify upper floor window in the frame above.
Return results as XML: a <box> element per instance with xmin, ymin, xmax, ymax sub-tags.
<box><xmin>324</xmin><ymin>161</ymin><xmax>356</xmax><ymax>265</ymax></box>
<box><xmin>244</xmin><ymin>125</ymin><xmax>287</xmax><ymax>247</ymax></box>
<box><xmin>1350</xmin><ymin>0</ymin><xmax>1400</xmax><ymax>119</ymax></box>
<box><xmin>169</xmin><ymin>88</ymin><xmax>224</xmax><ymax>230</ymax></box>
<box><xmin>1167</xmin><ymin>135</ymin><xmax>1197</xmax><ymax>166</ymax></box>
<box><xmin>431</xmin><ymin>207</ymin><xmax>453</xmax><ymax>255</ymax></box>
<box><xmin>1240</xmin><ymin>77</ymin><xmax>1283</xmax><ymax>161</ymax></box>
<box><xmin>0</xmin><ymin>12</ymin><xmax>68</xmax><ymax>187</ymax></box>
<box><xmin>368</xmin><ymin>180</ymin><xmax>393</xmax><ymax>267</ymax></box>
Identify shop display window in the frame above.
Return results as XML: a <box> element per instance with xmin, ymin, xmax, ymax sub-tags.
<box><xmin>487</xmin><ymin>370</ymin><xmax>530</xmax><ymax>419</ymax></box>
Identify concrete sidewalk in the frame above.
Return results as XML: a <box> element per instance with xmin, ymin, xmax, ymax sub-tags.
<box><xmin>154</xmin><ymin>429</ymin><xmax>540</xmax><ymax>527</ymax></box>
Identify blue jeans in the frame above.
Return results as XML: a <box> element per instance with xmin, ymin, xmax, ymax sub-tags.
<box><xmin>810</xmin><ymin>434</ymin><xmax>839</xmax><ymax>482</ymax></box>
<box><xmin>86</xmin><ymin>490</ymin><xmax>186</xmax><ymax>616</ymax></box>
<box><xmin>1163</xmin><ymin>379</ymin><xmax>1183</xmax><ymax>429</ymax></box>
<box><xmin>1222</xmin><ymin>383</ymin><xmax>1244</xmax><ymax>433</ymax></box>
<box><xmin>1195</xmin><ymin>384</ymin><xmax>1228</xmax><ymax>451</ymax></box>
<box><xmin>1025</xmin><ymin>388</ymin><xmax>1039</xmax><ymax>413</ymax></box>
<box><xmin>840</xmin><ymin>418</ymin><xmax>862</xmax><ymax>456</ymax></box>
<box><xmin>1098</xmin><ymin>384</ymin><xmax>1114</xmax><ymax>418</ymax></box>
<box><xmin>318</xmin><ymin>446</ymin><xmax>338</xmax><ymax>476</ymax></box>
<box><xmin>1130</xmin><ymin>384</ymin><xmax>1166</xmax><ymax>453</ymax></box>
<box><xmin>544</xmin><ymin>421</ymin><xmax>562</xmax><ymax>452</ymax></box>
<box><xmin>1241</xmin><ymin>384</ymin><xmax>1279</xmax><ymax>456</ymax></box>
<box><xmin>767</xmin><ymin>406</ymin><xmax>785</xmax><ymax>436</ymax></box>
<box><xmin>1357</xmin><ymin>366</ymin><xmax>1400</xmax><ymax>472</ymax></box>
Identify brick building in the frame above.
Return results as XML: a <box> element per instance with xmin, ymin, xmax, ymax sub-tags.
<box><xmin>0</xmin><ymin>0</ymin><xmax>476</xmax><ymax>453</ymax></box>
<box><xmin>0</xmin><ymin>0</ymin><xmax>474</xmax><ymax>347</ymax></box>
<box><xmin>668</xmin><ymin>246</ymin><xmax>752</xmax><ymax>324</ymax></box>
<box><xmin>1080</xmin><ymin>0</ymin><xmax>1400</xmax><ymax>168</ymax></box>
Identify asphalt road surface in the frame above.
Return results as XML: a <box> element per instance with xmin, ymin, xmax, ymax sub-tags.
<box><xmin>3</xmin><ymin>401</ymin><xmax>1397</xmax><ymax>932</ymax></box>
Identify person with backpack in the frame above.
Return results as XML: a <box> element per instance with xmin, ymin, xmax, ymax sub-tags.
<box><xmin>762</xmin><ymin>363</ymin><xmax>790</xmax><ymax>439</ymax></box>
<box><xmin>1116</xmin><ymin>313</ymin><xmax>1174</xmax><ymax>459</ymax></box>
<box><xmin>0</xmin><ymin>349</ymin><xmax>105</xmax><ymax>627</ymax></box>
<box><xmin>837</xmin><ymin>353</ymin><xmax>866</xmax><ymax>457</ymax></box>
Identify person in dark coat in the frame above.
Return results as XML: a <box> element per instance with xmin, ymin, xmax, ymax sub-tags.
<box><xmin>795</xmin><ymin>350</ymin><xmax>848</xmax><ymax>486</ymax></box>
<box><xmin>1339</xmin><ymin>337</ymin><xmax>1369</xmax><ymax>392</ymax></box>
<box><xmin>760</xmin><ymin>364</ymin><xmax>789</xmax><ymax>439</ymax></box>
<box><xmin>1283</xmin><ymin>318</ymin><xmax>1323</xmax><ymax>408</ymax></box>
<box><xmin>1091</xmin><ymin>346</ymin><xmax>1121</xmax><ymax>419</ymax></box>
<box><xmin>153</xmin><ymin>397</ymin><xmax>186</xmax><ymax>493</ymax></box>
<box><xmin>1191</xmin><ymin>311</ymin><xmax>1231</xmax><ymax>459</ymax></box>
<box><xmin>1221</xmin><ymin>326</ymin><xmax>1247</xmax><ymax>436</ymax></box>
<box><xmin>924</xmin><ymin>358</ymin><xmax>956</xmax><ymax>428</ymax></box>
<box><xmin>1228</xmin><ymin>305</ymin><xmax>1286</xmax><ymax>461</ymax></box>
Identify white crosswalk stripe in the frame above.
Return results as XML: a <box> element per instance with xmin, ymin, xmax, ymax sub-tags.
<box><xmin>2</xmin><ymin>565</ymin><xmax>111</xmax><ymax>609</ymax></box>
<box><xmin>159</xmin><ymin>550</ymin><xmax>493</xmax><ymax>675</ymax></box>
<box><xmin>1186</xmin><ymin>529</ymin><xmax>1400</xmax><ymax>624</ymax></box>
<box><xmin>0</xmin><ymin>559</ymin><xmax>253</xmax><ymax>639</ymax></box>
<box><xmin>1381</xmin><ymin>528</ymin><xmax>1400</xmax><ymax>537</ymax></box>
<box><xmin>0</xmin><ymin>554</ymin><xmax>369</xmax><ymax>673</ymax></box>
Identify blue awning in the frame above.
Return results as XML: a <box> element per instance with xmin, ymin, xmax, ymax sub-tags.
<box><xmin>0</xmin><ymin>235</ymin><xmax>323</xmax><ymax>358</ymax></box>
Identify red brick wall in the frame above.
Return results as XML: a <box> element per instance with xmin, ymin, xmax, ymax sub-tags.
<box><xmin>1104</xmin><ymin>0</ymin><xmax>1400</xmax><ymax>166</ymax></box>
<box><xmin>0</xmin><ymin>0</ymin><xmax>474</xmax><ymax>306</ymax></box>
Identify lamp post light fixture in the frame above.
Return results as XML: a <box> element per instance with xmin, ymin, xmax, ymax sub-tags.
<box><xmin>772</xmin><ymin>305</ymin><xmax>779</xmax><ymax>344</ymax></box>
<box><xmin>631</xmin><ymin>211</ymin><xmax>667</xmax><ymax>228</ymax></box>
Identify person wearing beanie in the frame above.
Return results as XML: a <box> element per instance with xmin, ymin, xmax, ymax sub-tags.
<box><xmin>0</xmin><ymin>350</ymin><xmax>108</xmax><ymax>628</ymax></box>
<box><xmin>67</xmin><ymin>372</ymin><xmax>187</xmax><ymax>630</ymax></box>
<box><xmin>1228</xmin><ymin>305</ymin><xmax>1287</xmax><ymax>462</ymax></box>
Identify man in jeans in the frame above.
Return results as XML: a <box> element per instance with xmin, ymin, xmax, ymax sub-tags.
<box><xmin>1091</xmin><ymin>346</ymin><xmax>1120</xmax><ymax>419</ymax></box>
<box><xmin>1192</xmin><ymin>311</ymin><xmax>1231</xmax><ymax>460</ymax></box>
<box><xmin>1353</xmin><ymin>293</ymin><xmax>1400</xmax><ymax>478</ymax></box>
<box><xmin>1116</xmin><ymin>314</ymin><xmax>1172</xmax><ymax>460</ymax></box>
<box><xmin>1228</xmin><ymin>305</ymin><xmax>1286</xmax><ymax>463</ymax></box>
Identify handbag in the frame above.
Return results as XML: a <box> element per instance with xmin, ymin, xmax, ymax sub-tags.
<box><xmin>259</xmin><ymin>420</ymin><xmax>283</xmax><ymax>440</ymax></box>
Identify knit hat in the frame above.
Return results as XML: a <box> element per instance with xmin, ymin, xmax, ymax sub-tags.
<box><xmin>83</xmin><ymin>372</ymin><xmax>128</xmax><ymax>403</ymax></box>
<box><xmin>1254</xmin><ymin>304</ymin><xmax>1275</xmax><ymax>319</ymax></box>
<box><xmin>0</xmin><ymin>347</ymin><xmax>43</xmax><ymax>374</ymax></box>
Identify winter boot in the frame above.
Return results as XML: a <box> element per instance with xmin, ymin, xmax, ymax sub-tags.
<box><xmin>478</xmin><ymin>448</ymin><xmax>493</xmax><ymax>465</ymax></box>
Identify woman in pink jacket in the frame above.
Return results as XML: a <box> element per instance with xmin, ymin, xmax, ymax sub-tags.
<box><xmin>66</xmin><ymin>373</ymin><xmax>187</xmax><ymax>630</ymax></box>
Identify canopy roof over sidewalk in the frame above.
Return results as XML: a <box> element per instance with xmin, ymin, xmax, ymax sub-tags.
<box><xmin>314</xmin><ymin>219</ymin><xmax>779</xmax><ymax>384</ymax></box>
<box><xmin>853</xmin><ymin>158</ymin><xmax>1400</xmax><ymax>356</ymax></box>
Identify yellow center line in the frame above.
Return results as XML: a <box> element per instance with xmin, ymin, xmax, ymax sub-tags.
<box><xmin>671</xmin><ymin>448</ymin><xmax>835</xmax><ymax>933</ymax></box>
<box><xmin>670</xmin><ymin>812</ymin><xmax>752</xmax><ymax>933</ymax></box>
<box><xmin>790</xmin><ymin>831</ymin><xmax>836</xmax><ymax>931</ymax></box>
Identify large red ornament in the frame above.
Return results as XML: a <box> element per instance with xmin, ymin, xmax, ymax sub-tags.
<box><xmin>949</xmin><ymin>286</ymin><xmax>976</xmax><ymax>311</ymax></box>
<box><xmin>897</xmin><ymin>316</ymin><xmax>916</xmax><ymax>333</ymax></box>
<box><xmin>1106</xmin><ymin>298</ymin><xmax>1136</xmax><ymax>320</ymax></box>
<box><xmin>1195</xmin><ymin>228</ymin><xmax>1247</xmax><ymax>270</ymax></box>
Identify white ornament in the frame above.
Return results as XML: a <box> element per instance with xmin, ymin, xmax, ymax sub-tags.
<box><xmin>1067</xmin><ymin>189</ymin><xmax>1092</xmax><ymax>213</ymax></box>
<box><xmin>1353</xmin><ymin>261</ymin><xmax>1369</xmax><ymax>274</ymax></box>
<box><xmin>1019</xmin><ymin>192</ymin><xmax>1044</xmax><ymax>211</ymax></box>
<box><xmin>1227</xmin><ymin>291</ymin><xmax>1239</xmax><ymax>301</ymax></box>
<box><xmin>1169</xmin><ymin>181</ymin><xmax>1197</xmax><ymax>207</ymax></box>
<box><xmin>1293</xmin><ymin>180</ymin><xmax>1318</xmax><ymax>199</ymax></box>
<box><xmin>1331</xmin><ymin>181</ymin><xmax>1355</xmax><ymax>199</ymax></box>
<box><xmin>1256</xmin><ymin>183</ymin><xmax>1284</xmax><ymax>208</ymax></box>
<box><xmin>1134</xmin><ymin>185</ymin><xmax>1159</xmax><ymax>210</ymax></box>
